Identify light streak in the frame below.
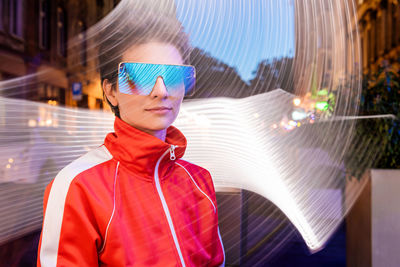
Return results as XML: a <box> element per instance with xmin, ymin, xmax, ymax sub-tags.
<box><xmin>0</xmin><ymin>0</ymin><xmax>385</xmax><ymax>263</ymax></box>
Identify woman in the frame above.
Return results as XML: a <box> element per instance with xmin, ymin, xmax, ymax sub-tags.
<box><xmin>37</xmin><ymin>15</ymin><xmax>225</xmax><ymax>267</ymax></box>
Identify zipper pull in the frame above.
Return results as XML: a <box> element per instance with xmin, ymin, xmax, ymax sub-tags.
<box><xmin>170</xmin><ymin>145</ymin><xmax>176</xmax><ymax>160</ymax></box>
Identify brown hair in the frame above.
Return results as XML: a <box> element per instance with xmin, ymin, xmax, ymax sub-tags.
<box><xmin>98</xmin><ymin>14</ymin><xmax>191</xmax><ymax>116</ymax></box>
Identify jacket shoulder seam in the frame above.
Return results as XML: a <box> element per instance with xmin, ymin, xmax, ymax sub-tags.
<box><xmin>175</xmin><ymin>162</ymin><xmax>216</xmax><ymax>213</ymax></box>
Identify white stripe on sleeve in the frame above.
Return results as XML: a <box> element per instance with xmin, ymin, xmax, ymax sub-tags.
<box><xmin>40</xmin><ymin>146</ymin><xmax>113</xmax><ymax>267</ymax></box>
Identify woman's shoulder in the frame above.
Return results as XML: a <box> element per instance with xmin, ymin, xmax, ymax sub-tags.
<box><xmin>41</xmin><ymin>146</ymin><xmax>117</xmax><ymax>243</ymax></box>
<box><xmin>49</xmin><ymin>145</ymin><xmax>116</xmax><ymax>194</ymax></box>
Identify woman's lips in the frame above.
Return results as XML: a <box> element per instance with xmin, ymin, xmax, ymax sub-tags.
<box><xmin>145</xmin><ymin>107</ymin><xmax>172</xmax><ymax>115</ymax></box>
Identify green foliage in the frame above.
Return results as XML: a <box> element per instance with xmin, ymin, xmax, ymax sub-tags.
<box><xmin>355</xmin><ymin>61</ymin><xmax>400</xmax><ymax>170</ymax></box>
<box><xmin>188</xmin><ymin>48</ymin><xmax>249</xmax><ymax>98</ymax></box>
<box><xmin>249</xmin><ymin>57</ymin><xmax>295</xmax><ymax>95</ymax></box>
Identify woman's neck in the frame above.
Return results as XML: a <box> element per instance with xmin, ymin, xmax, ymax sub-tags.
<box><xmin>137</xmin><ymin>127</ymin><xmax>167</xmax><ymax>142</ymax></box>
<box><xmin>119</xmin><ymin>117</ymin><xmax>168</xmax><ymax>142</ymax></box>
<box><xmin>148</xmin><ymin>129</ymin><xmax>167</xmax><ymax>142</ymax></box>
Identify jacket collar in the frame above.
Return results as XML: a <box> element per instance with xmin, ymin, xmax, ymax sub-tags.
<box><xmin>104</xmin><ymin>117</ymin><xmax>187</xmax><ymax>179</ymax></box>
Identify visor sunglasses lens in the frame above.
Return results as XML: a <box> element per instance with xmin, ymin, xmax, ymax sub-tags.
<box><xmin>118</xmin><ymin>63</ymin><xmax>156</xmax><ymax>95</ymax></box>
<box><xmin>118</xmin><ymin>63</ymin><xmax>195</xmax><ymax>96</ymax></box>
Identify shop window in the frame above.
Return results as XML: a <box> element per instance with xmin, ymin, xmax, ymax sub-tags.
<box><xmin>58</xmin><ymin>88</ymin><xmax>65</xmax><ymax>105</ymax></box>
<box><xmin>95</xmin><ymin>98</ymin><xmax>103</xmax><ymax>109</ymax></box>
<box><xmin>77</xmin><ymin>94</ymin><xmax>89</xmax><ymax>108</ymax></box>
<box><xmin>37</xmin><ymin>84</ymin><xmax>65</xmax><ymax>106</ymax></box>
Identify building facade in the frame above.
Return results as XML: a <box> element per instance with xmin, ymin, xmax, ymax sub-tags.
<box><xmin>293</xmin><ymin>0</ymin><xmax>360</xmax><ymax>97</ymax></box>
<box><xmin>357</xmin><ymin>0</ymin><xmax>400</xmax><ymax>72</ymax></box>
<box><xmin>0</xmin><ymin>0</ymin><xmax>119</xmax><ymax>109</ymax></box>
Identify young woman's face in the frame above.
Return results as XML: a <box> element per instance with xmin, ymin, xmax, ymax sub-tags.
<box><xmin>111</xmin><ymin>42</ymin><xmax>185</xmax><ymax>135</ymax></box>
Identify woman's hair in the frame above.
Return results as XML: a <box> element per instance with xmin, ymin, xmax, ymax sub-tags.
<box><xmin>98</xmin><ymin>14</ymin><xmax>191</xmax><ymax>116</ymax></box>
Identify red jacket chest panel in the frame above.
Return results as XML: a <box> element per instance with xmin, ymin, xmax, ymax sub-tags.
<box><xmin>98</xmin><ymin>162</ymin><xmax>219</xmax><ymax>266</ymax></box>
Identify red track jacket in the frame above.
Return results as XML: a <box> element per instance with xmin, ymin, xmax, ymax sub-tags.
<box><xmin>37</xmin><ymin>117</ymin><xmax>225</xmax><ymax>266</ymax></box>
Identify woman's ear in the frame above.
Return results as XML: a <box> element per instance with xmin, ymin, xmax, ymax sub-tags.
<box><xmin>103</xmin><ymin>79</ymin><xmax>118</xmax><ymax>106</ymax></box>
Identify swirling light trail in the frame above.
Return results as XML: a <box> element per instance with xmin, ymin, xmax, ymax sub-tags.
<box><xmin>0</xmin><ymin>0</ymin><xmax>385</xmax><ymax>261</ymax></box>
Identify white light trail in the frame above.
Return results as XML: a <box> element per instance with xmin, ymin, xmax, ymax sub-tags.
<box><xmin>0</xmin><ymin>89</ymin><xmax>374</xmax><ymax>252</ymax></box>
<box><xmin>0</xmin><ymin>0</ymin><xmax>383</xmax><ymax>262</ymax></box>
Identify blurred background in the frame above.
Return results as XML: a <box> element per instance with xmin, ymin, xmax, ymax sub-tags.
<box><xmin>0</xmin><ymin>0</ymin><xmax>400</xmax><ymax>266</ymax></box>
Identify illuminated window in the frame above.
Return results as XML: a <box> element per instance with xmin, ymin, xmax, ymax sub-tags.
<box><xmin>9</xmin><ymin>0</ymin><xmax>23</xmax><ymax>38</ymax></box>
<box><xmin>57</xmin><ymin>7</ymin><xmax>67</xmax><ymax>57</ymax></box>
<box><xmin>78</xmin><ymin>21</ymin><xmax>87</xmax><ymax>66</ymax></box>
<box><xmin>39</xmin><ymin>0</ymin><xmax>50</xmax><ymax>49</ymax></box>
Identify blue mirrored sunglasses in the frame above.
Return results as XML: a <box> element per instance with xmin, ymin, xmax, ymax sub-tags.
<box><xmin>118</xmin><ymin>62</ymin><xmax>196</xmax><ymax>96</ymax></box>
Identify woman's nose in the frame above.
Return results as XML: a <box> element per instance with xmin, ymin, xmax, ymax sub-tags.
<box><xmin>149</xmin><ymin>76</ymin><xmax>168</xmax><ymax>98</ymax></box>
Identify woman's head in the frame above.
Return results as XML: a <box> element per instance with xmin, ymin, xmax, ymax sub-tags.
<box><xmin>98</xmin><ymin>16</ymin><xmax>191</xmax><ymax>138</ymax></box>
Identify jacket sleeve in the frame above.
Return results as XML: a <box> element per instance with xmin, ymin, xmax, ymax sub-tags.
<box><xmin>37</xmin><ymin>178</ymin><xmax>101</xmax><ymax>267</ymax></box>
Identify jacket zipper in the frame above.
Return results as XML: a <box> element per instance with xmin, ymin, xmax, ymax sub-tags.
<box><xmin>154</xmin><ymin>145</ymin><xmax>186</xmax><ymax>266</ymax></box>
<box><xmin>170</xmin><ymin>145</ymin><xmax>176</xmax><ymax>160</ymax></box>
